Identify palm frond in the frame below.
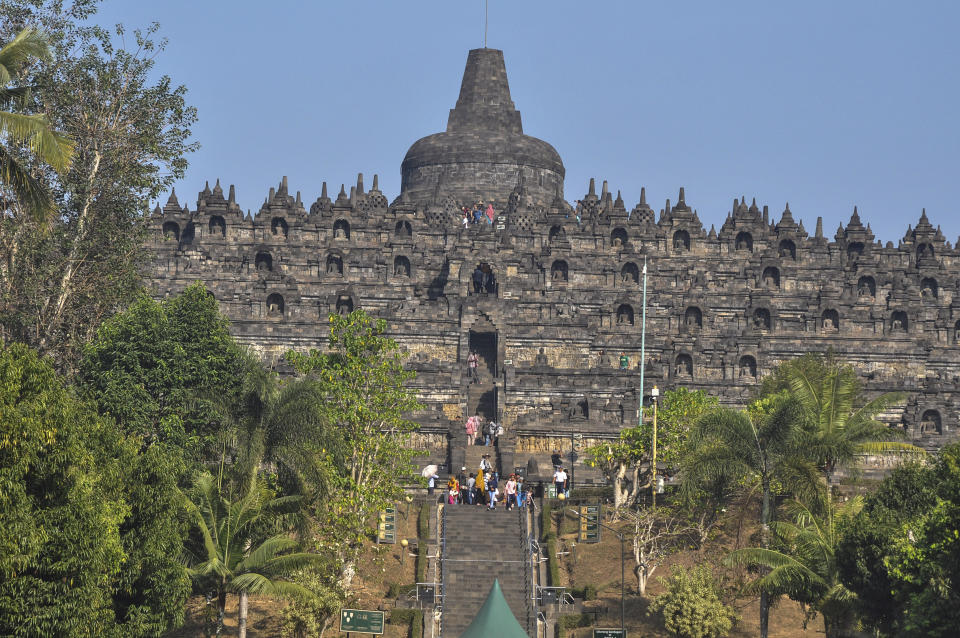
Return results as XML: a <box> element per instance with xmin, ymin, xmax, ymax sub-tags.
<box><xmin>235</xmin><ymin>535</ymin><xmax>300</xmax><ymax>572</ymax></box>
<box><xmin>229</xmin><ymin>573</ymin><xmax>318</xmax><ymax>601</ymax></box>
<box><xmin>0</xmin><ymin>28</ymin><xmax>52</xmax><ymax>84</ymax></box>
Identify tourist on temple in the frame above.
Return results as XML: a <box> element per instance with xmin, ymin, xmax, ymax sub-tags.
<box><xmin>485</xmin><ymin>419</ymin><xmax>499</xmax><ymax>446</ymax></box>
<box><xmin>485</xmin><ymin>202</ymin><xmax>495</xmax><ymax>224</ymax></box>
<box><xmin>475</xmin><ymin>467</ymin><xmax>485</xmax><ymax>504</ymax></box>
<box><xmin>483</xmin><ymin>266</ymin><xmax>496</xmax><ymax>294</ymax></box>
<box><xmin>480</xmin><ymin>454</ymin><xmax>492</xmax><ymax>472</ymax></box>
<box><xmin>467</xmin><ymin>351</ymin><xmax>479</xmax><ymax>381</ymax></box>
<box><xmin>553</xmin><ymin>466</ymin><xmax>568</xmax><ymax>497</ymax></box>
<box><xmin>466</xmin><ymin>473</ymin><xmax>476</xmax><ymax>505</ymax></box>
<box><xmin>472</xmin><ymin>266</ymin><xmax>484</xmax><ymax>293</ymax></box>
<box><xmin>504</xmin><ymin>474</ymin><xmax>518</xmax><ymax>510</ymax></box>
<box><xmin>465</xmin><ymin>413</ymin><xmax>477</xmax><ymax>444</ymax></box>
<box><xmin>619</xmin><ymin>351</ymin><xmax>629</xmax><ymax>370</ymax></box>
<box><xmin>551</xmin><ymin>449</ymin><xmax>562</xmax><ymax>469</ymax></box>
<box><xmin>461</xmin><ymin>208</ymin><xmax>469</xmax><ymax>228</ymax></box>
<box><xmin>427</xmin><ymin>471</ymin><xmax>439</xmax><ymax>496</ymax></box>
<box><xmin>487</xmin><ymin>471</ymin><xmax>499</xmax><ymax>509</ymax></box>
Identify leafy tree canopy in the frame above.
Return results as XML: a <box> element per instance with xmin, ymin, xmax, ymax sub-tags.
<box><xmin>649</xmin><ymin>565</ymin><xmax>737</xmax><ymax>638</ymax></box>
<box><xmin>0</xmin><ymin>342</ymin><xmax>189</xmax><ymax>637</ymax></box>
<box><xmin>78</xmin><ymin>282</ymin><xmax>244</xmax><ymax>460</ymax></box>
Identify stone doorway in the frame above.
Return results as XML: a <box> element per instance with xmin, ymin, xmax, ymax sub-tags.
<box><xmin>469</xmin><ymin>330</ymin><xmax>497</xmax><ymax>379</ymax></box>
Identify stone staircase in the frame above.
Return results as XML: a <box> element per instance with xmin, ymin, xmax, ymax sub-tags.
<box><xmin>466</xmin><ymin>382</ymin><xmax>497</xmax><ymax>421</ymax></box>
<box><xmin>439</xmin><ymin>506</ymin><xmax>535</xmax><ymax>637</ymax></box>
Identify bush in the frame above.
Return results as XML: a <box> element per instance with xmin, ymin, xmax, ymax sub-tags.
<box><xmin>570</xmin><ymin>584</ymin><xmax>598</xmax><ymax>600</ymax></box>
<box><xmin>389</xmin><ymin>609</ymin><xmax>423</xmax><ymax>638</ymax></box>
<box><xmin>648</xmin><ymin>566</ymin><xmax>736</xmax><ymax>638</ymax></box>
<box><xmin>555</xmin><ymin>613</ymin><xmax>592</xmax><ymax>638</ymax></box>
<box><xmin>415</xmin><ymin>545</ymin><xmax>427</xmax><ymax>583</ymax></box>
<box><xmin>541</xmin><ymin>500</ymin><xmax>554</xmax><ymax>542</ymax></box>
<box><xmin>418</xmin><ymin>503</ymin><xmax>429</xmax><ymax>540</ymax></box>
<box><xmin>546</xmin><ymin>537</ymin><xmax>561</xmax><ymax>586</ymax></box>
<box><xmin>387</xmin><ymin>583</ymin><xmax>417</xmax><ymax>598</ymax></box>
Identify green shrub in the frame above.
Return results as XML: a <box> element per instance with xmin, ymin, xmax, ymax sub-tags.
<box><xmin>555</xmin><ymin>613</ymin><xmax>592</xmax><ymax>638</ymax></box>
<box><xmin>570</xmin><ymin>584</ymin><xmax>598</xmax><ymax>600</ymax></box>
<box><xmin>648</xmin><ymin>565</ymin><xmax>736</xmax><ymax>638</ymax></box>
<box><xmin>415</xmin><ymin>545</ymin><xmax>427</xmax><ymax>583</ymax></box>
<box><xmin>387</xmin><ymin>582</ymin><xmax>417</xmax><ymax>598</ymax></box>
<box><xmin>546</xmin><ymin>537</ymin><xmax>560</xmax><ymax>586</ymax></box>
<box><xmin>557</xmin><ymin>506</ymin><xmax>569</xmax><ymax>536</ymax></box>
<box><xmin>541</xmin><ymin>500</ymin><xmax>554</xmax><ymax>542</ymax></box>
<box><xmin>417</xmin><ymin>503</ymin><xmax>429</xmax><ymax>540</ymax></box>
<box><xmin>389</xmin><ymin>609</ymin><xmax>423</xmax><ymax>637</ymax></box>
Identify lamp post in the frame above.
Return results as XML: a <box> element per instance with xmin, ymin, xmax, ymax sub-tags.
<box><xmin>650</xmin><ymin>386</ymin><xmax>659</xmax><ymax>509</ymax></box>
<box><xmin>400</xmin><ymin>539</ymin><xmax>409</xmax><ymax>569</ymax></box>
<box><xmin>638</xmin><ymin>257</ymin><xmax>648</xmax><ymax>424</ymax></box>
<box><xmin>566</xmin><ymin>508</ymin><xmax>625</xmax><ymax>633</ymax></box>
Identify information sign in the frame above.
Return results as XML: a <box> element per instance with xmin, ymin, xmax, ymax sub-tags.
<box><xmin>593</xmin><ymin>629</ymin><xmax>626</xmax><ymax>638</ymax></box>
<box><xmin>377</xmin><ymin>506</ymin><xmax>396</xmax><ymax>544</ymax></box>
<box><xmin>579</xmin><ymin>504</ymin><xmax>602</xmax><ymax>543</ymax></box>
<box><xmin>340</xmin><ymin>609</ymin><xmax>384</xmax><ymax>634</ymax></box>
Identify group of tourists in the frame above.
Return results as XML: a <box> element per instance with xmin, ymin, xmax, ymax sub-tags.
<box><xmin>471</xmin><ymin>264</ymin><xmax>496</xmax><ymax>294</ymax></box>
<box><xmin>438</xmin><ymin>462</ymin><xmax>532</xmax><ymax>510</ymax></box>
<box><xmin>464</xmin><ymin>412</ymin><xmax>501</xmax><ymax>446</ymax></box>
<box><xmin>462</xmin><ymin>201</ymin><xmax>496</xmax><ymax>227</ymax></box>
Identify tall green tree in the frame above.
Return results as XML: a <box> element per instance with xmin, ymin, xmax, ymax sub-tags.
<box><xmin>287</xmin><ymin>309</ymin><xmax>422</xmax><ymax>586</ymax></box>
<box><xmin>0</xmin><ymin>27</ymin><xmax>73</xmax><ymax>219</ymax></box>
<box><xmin>78</xmin><ymin>282</ymin><xmax>244</xmax><ymax>460</ymax></box>
<box><xmin>681</xmin><ymin>394</ymin><xmax>814</xmax><ymax>638</ymax></box>
<box><xmin>835</xmin><ymin>461</ymin><xmax>936</xmax><ymax>636</ymax></box>
<box><xmin>184</xmin><ymin>472</ymin><xmax>319</xmax><ymax>638</ymax></box>
<box><xmin>586</xmin><ymin>387</ymin><xmax>718</xmax><ymax>510</ymax></box>
<box><xmin>0</xmin><ymin>342</ymin><xmax>189</xmax><ymax>637</ymax></box>
<box><xmin>0</xmin><ymin>343</ymin><xmax>126</xmax><ymax>636</ymax></box>
<box><xmin>0</xmin><ymin>1</ymin><xmax>197</xmax><ymax>370</ymax></box>
<box><xmin>837</xmin><ymin>445</ymin><xmax>960</xmax><ymax>637</ymax></box>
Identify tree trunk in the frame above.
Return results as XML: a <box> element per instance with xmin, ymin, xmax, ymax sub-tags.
<box><xmin>238</xmin><ymin>591</ymin><xmax>249</xmax><ymax>638</ymax></box>
<box><xmin>613</xmin><ymin>463</ymin><xmax>628</xmax><ymax>509</ymax></box>
<box><xmin>216</xmin><ymin>589</ymin><xmax>227</xmax><ymax>636</ymax></box>
<box><xmin>759</xmin><ymin>477</ymin><xmax>771</xmax><ymax>638</ymax></box>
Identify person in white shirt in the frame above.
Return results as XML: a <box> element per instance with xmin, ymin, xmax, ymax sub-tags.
<box><xmin>553</xmin><ymin>467</ymin><xmax>568</xmax><ymax>497</ymax></box>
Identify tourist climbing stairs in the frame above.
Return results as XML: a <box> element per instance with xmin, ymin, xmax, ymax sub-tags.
<box><xmin>439</xmin><ymin>505</ymin><xmax>536</xmax><ymax>637</ymax></box>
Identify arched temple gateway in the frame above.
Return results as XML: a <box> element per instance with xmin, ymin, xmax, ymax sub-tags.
<box><xmin>148</xmin><ymin>48</ymin><xmax>960</xmax><ymax>480</ymax></box>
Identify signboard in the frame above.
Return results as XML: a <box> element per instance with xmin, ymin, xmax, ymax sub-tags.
<box><xmin>377</xmin><ymin>506</ymin><xmax>396</xmax><ymax>544</ymax></box>
<box><xmin>593</xmin><ymin>629</ymin><xmax>626</xmax><ymax>638</ymax></box>
<box><xmin>547</xmin><ymin>483</ymin><xmax>557</xmax><ymax>498</ymax></box>
<box><xmin>579</xmin><ymin>504</ymin><xmax>601</xmax><ymax>543</ymax></box>
<box><xmin>339</xmin><ymin>609</ymin><xmax>384</xmax><ymax>634</ymax></box>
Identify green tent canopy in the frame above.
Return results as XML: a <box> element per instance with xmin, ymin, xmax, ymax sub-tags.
<box><xmin>458</xmin><ymin>579</ymin><xmax>529</xmax><ymax>638</ymax></box>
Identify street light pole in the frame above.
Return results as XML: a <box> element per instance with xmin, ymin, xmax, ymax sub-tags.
<box><xmin>566</xmin><ymin>508</ymin><xmax>625</xmax><ymax>633</ymax></box>
<box><xmin>638</xmin><ymin>257</ymin><xmax>648</xmax><ymax>424</ymax></box>
<box><xmin>650</xmin><ymin>386</ymin><xmax>659</xmax><ymax>509</ymax></box>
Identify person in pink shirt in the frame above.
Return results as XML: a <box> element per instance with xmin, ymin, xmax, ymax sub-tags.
<box><xmin>504</xmin><ymin>474</ymin><xmax>518</xmax><ymax>510</ymax></box>
<box><xmin>465</xmin><ymin>415</ymin><xmax>477</xmax><ymax>445</ymax></box>
<box><xmin>485</xmin><ymin>203</ymin><xmax>495</xmax><ymax>223</ymax></box>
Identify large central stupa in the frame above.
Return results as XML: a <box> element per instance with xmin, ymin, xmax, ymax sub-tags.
<box><xmin>400</xmin><ymin>48</ymin><xmax>565</xmax><ymax>208</ymax></box>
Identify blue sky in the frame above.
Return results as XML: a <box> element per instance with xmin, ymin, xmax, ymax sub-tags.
<box><xmin>95</xmin><ymin>0</ymin><xmax>960</xmax><ymax>243</ymax></box>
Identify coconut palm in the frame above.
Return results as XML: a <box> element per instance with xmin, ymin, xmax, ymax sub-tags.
<box><xmin>780</xmin><ymin>356</ymin><xmax>917</xmax><ymax>487</ymax></box>
<box><xmin>0</xmin><ymin>27</ymin><xmax>73</xmax><ymax>220</ymax></box>
<box><xmin>727</xmin><ymin>498</ymin><xmax>863</xmax><ymax>638</ymax></box>
<box><xmin>217</xmin><ymin>351</ymin><xmax>340</xmax><ymax>496</ymax></box>
<box><xmin>681</xmin><ymin>394</ymin><xmax>818</xmax><ymax>638</ymax></box>
<box><xmin>184</xmin><ymin>471</ymin><xmax>320</xmax><ymax>638</ymax></box>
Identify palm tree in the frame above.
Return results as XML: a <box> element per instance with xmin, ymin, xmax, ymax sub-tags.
<box><xmin>780</xmin><ymin>356</ymin><xmax>917</xmax><ymax>488</ymax></box>
<box><xmin>727</xmin><ymin>498</ymin><xmax>862</xmax><ymax>638</ymax></box>
<box><xmin>218</xmin><ymin>351</ymin><xmax>339</xmax><ymax>495</ymax></box>
<box><xmin>0</xmin><ymin>27</ymin><xmax>73</xmax><ymax>220</ymax></box>
<box><xmin>681</xmin><ymin>394</ymin><xmax>817</xmax><ymax>638</ymax></box>
<box><xmin>184</xmin><ymin>471</ymin><xmax>321</xmax><ymax>638</ymax></box>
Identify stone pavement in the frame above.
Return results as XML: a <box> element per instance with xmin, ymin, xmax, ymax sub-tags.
<box><xmin>440</xmin><ymin>505</ymin><xmax>535</xmax><ymax>637</ymax></box>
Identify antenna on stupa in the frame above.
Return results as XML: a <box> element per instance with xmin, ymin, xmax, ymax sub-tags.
<box><xmin>483</xmin><ymin>0</ymin><xmax>489</xmax><ymax>48</ymax></box>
